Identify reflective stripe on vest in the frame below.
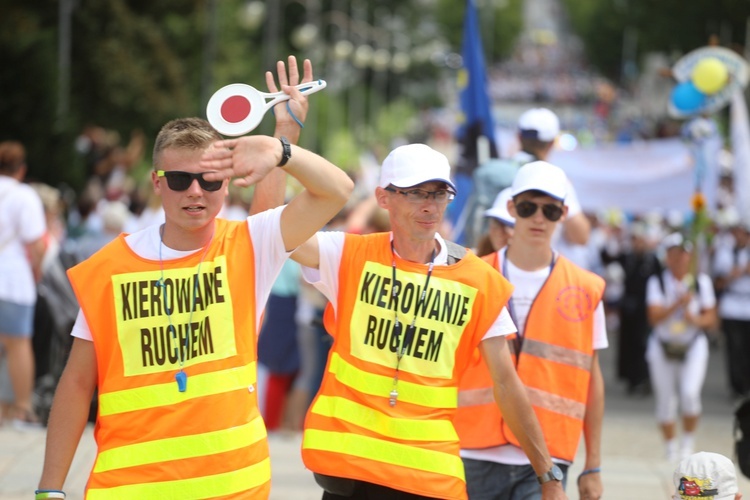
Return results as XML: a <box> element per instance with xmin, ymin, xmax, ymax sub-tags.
<box><xmin>457</xmin><ymin>386</ymin><xmax>586</xmax><ymax>421</ymax></box>
<box><xmin>311</xmin><ymin>394</ymin><xmax>458</xmax><ymax>442</ymax></box>
<box><xmin>329</xmin><ymin>352</ymin><xmax>457</xmax><ymax>409</ymax></box>
<box><xmin>99</xmin><ymin>362</ymin><xmax>256</xmax><ymax>416</ymax></box>
<box><xmin>522</xmin><ymin>338</ymin><xmax>592</xmax><ymax>371</ymax></box>
<box><xmin>526</xmin><ymin>386</ymin><xmax>586</xmax><ymax>421</ymax></box>
<box><xmin>304</xmin><ymin>429</ymin><xmax>465</xmax><ymax>481</ymax></box>
<box><xmin>94</xmin><ymin>414</ymin><xmax>266</xmax><ymax>473</ymax></box>
<box><xmin>86</xmin><ymin>457</ymin><xmax>271</xmax><ymax>500</ymax></box>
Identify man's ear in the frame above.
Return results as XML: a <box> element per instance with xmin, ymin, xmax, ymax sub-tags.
<box><xmin>375</xmin><ymin>186</ymin><xmax>389</xmax><ymax>209</ymax></box>
<box><xmin>152</xmin><ymin>170</ymin><xmax>162</xmax><ymax>194</ymax></box>
<box><xmin>507</xmin><ymin>198</ymin><xmax>516</xmax><ymax>218</ymax></box>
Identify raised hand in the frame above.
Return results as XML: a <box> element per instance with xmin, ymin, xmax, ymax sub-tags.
<box><xmin>268</xmin><ymin>56</ymin><xmax>314</xmax><ymax>143</ymax></box>
<box><xmin>200</xmin><ymin>136</ymin><xmax>281</xmax><ymax>188</ymax></box>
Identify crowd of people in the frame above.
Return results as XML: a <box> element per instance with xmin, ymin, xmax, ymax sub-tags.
<box><xmin>0</xmin><ymin>54</ymin><xmax>748</xmax><ymax>500</ymax></box>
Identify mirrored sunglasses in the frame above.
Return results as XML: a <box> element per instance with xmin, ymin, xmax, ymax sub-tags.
<box><xmin>156</xmin><ymin>170</ymin><xmax>223</xmax><ymax>192</ymax></box>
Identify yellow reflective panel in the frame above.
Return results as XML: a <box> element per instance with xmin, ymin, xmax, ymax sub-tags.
<box><xmin>87</xmin><ymin>457</ymin><xmax>270</xmax><ymax>500</ymax></box>
<box><xmin>94</xmin><ymin>415</ymin><xmax>267</xmax><ymax>472</ymax></box>
<box><xmin>312</xmin><ymin>395</ymin><xmax>457</xmax><ymax>442</ymax></box>
<box><xmin>99</xmin><ymin>362</ymin><xmax>256</xmax><ymax>416</ymax></box>
<box><xmin>350</xmin><ymin>261</ymin><xmax>477</xmax><ymax>379</ymax></box>
<box><xmin>303</xmin><ymin>429</ymin><xmax>464</xmax><ymax>480</ymax></box>
<box><xmin>112</xmin><ymin>255</ymin><xmax>237</xmax><ymax>377</ymax></box>
<box><xmin>329</xmin><ymin>353</ymin><xmax>456</xmax><ymax>408</ymax></box>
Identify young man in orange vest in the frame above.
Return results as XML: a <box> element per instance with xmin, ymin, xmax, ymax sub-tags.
<box><xmin>291</xmin><ymin>144</ymin><xmax>567</xmax><ymax>500</ymax></box>
<box><xmin>455</xmin><ymin>160</ymin><xmax>606</xmax><ymax>500</ymax></box>
<box><xmin>37</xmin><ymin>57</ymin><xmax>354</xmax><ymax>500</ymax></box>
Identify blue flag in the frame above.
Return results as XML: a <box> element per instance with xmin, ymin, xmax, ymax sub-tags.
<box><xmin>449</xmin><ymin>0</ymin><xmax>497</xmax><ymax>243</ymax></box>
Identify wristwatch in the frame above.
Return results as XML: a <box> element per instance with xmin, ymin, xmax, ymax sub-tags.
<box><xmin>537</xmin><ymin>464</ymin><xmax>564</xmax><ymax>484</ymax></box>
<box><xmin>277</xmin><ymin>136</ymin><xmax>292</xmax><ymax>167</ymax></box>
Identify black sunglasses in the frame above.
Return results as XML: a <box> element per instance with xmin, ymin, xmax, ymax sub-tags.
<box><xmin>156</xmin><ymin>170</ymin><xmax>223</xmax><ymax>192</ymax></box>
<box><xmin>514</xmin><ymin>200</ymin><xmax>564</xmax><ymax>222</ymax></box>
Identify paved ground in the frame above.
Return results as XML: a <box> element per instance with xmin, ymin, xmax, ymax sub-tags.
<box><xmin>2</xmin><ymin>339</ymin><xmax>748</xmax><ymax>499</ymax></box>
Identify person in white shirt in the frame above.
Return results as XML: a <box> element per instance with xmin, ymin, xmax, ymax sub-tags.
<box><xmin>646</xmin><ymin>232</ymin><xmax>717</xmax><ymax>461</ymax></box>
<box><xmin>0</xmin><ymin>140</ymin><xmax>47</xmax><ymax>428</ymax></box>
<box><xmin>712</xmin><ymin>222</ymin><xmax>750</xmax><ymax>399</ymax></box>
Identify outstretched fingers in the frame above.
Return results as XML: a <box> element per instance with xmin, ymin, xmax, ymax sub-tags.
<box><xmin>301</xmin><ymin>58</ymin><xmax>313</xmax><ymax>83</ymax></box>
<box><xmin>200</xmin><ymin>140</ymin><xmax>238</xmax><ymax>180</ymax></box>
<box><xmin>286</xmin><ymin>55</ymin><xmax>299</xmax><ymax>86</ymax></box>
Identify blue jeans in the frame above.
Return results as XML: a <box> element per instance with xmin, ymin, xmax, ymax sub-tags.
<box><xmin>462</xmin><ymin>458</ymin><xmax>568</xmax><ymax>500</ymax></box>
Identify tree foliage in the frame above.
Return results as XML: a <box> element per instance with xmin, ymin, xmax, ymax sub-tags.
<box><xmin>563</xmin><ymin>0</ymin><xmax>750</xmax><ymax>80</ymax></box>
<box><xmin>0</xmin><ymin>0</ymin><xmax>518</xmax><ymax>189</ymax></box>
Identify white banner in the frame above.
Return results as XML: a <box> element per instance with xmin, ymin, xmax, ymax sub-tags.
<box><xmin>549</xmin><ymin>138</ymin><xmax>717</xmax><ymax>214</ymax></box>
<box><xmin>731</xmin><ymin>89</ymin><xmax>750</xmax><ymax>225</ymax></box>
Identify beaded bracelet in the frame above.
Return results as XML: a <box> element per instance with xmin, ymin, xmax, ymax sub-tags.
<box><xmin>35</xmin><ymin>490</ymin><xmax>66</xmax><ymax>499</ymax></box>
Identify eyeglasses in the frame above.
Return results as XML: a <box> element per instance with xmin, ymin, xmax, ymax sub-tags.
<box><xmin>156</xmin><ymin>170</ymin><xmax>223</xmax><ymax>192</ymax></box>
<box><xmin>385</xmin><ymin>186</ymin><xmax>456</xmax><ymax>203</ymax></box>
<box><xmin>514</xmin><ymin>200</ymin><xmax>564</xmax><ymax>221</ymax></box>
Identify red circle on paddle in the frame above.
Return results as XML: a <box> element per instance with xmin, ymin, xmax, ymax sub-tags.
<box><xmin>220</xmin><ymin>95</ymin><xmax>251</xmax><ymax>123</ymax></box>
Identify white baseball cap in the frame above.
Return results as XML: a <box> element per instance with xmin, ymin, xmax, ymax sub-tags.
<box><xmin>379</xmin><ymin>144</ymin><xmax>457</xmax><ymax>192</ymax></box>
<box><xmin>484</xmin><ymin>187</ymin><xmax>515</xmax><ymax>227</ymax></box>
<box><xmin>672</xmin><ymin>452</ymin><xmax>739</xmax><ymax>500</ymax></box>
<box><xmin>663</xmin><ymin>232</ymin><xmax>693</xmax><ymax>252</ymax></box>
<box><xmin>510</xmin><ymin>161</ymin><xmax>567</xmax><ymax>201</ymax></box>
<box><xmin>518</xmin><ymin>108</ymin><xmax>560</xmax><ymax>142</ymax></box>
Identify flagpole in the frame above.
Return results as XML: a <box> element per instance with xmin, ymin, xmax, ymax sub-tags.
<box><xmin>450</xmin><ymin>0</ymin><xmax>497</xmax><ymax>246</ymax></box>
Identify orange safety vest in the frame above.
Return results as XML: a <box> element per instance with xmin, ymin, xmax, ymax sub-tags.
<box><xmin>67</xmin><ymin>219</ymin><xmax>270</xmax><ymax>500</ymax></box>
<box><xmin>302</xmin><ymin>232</ymin><xmax>512</xmax><ymax>500</ymax></box>
<box><xmin>454</xmin><ymin>250</ymin><xmax>604</xmax><ymax>462</ymax></box>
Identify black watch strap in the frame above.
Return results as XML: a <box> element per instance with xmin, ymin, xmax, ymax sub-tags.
<box><xmin>277</xmin><ymin>136</ymin><xmax>292</xmax><ymax>167</ymax></box>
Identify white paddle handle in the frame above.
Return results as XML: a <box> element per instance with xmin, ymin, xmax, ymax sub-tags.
<box><xmin>262</xmin><ymin>80</ymin><xmax>327</xmax><ymax>110</ymax></box>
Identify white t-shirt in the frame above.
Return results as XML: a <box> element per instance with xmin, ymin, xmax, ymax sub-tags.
<box><xmin>461</xmin><ymin>248</ymin><xmax>608</xmax><ymax>466</ymax></box>
<box><xmin>0</xmin><ymin>176</ymin><xmax>47</xmax><ymax>305</ymax></box>
<box><xmin>300</xmin><ymin>231</ymin><xmax>516</xmax><ymax>341</ymax></box>
<box><xmin>71</xmin><ymin>206</ymin><xmax>290</xmax><ymax>340</ymax></box>
<box><xmin>646</xmin><ymin>271</ymin><xmax>716</xmax><ymax>343</ymax></box>
<box><xmin>712</xmin><ymin>245</ymin><xmax>750</xmax><ymax>321</ymax></box>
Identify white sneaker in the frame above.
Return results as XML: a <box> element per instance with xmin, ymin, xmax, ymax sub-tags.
<box><xmin>666</xmin><ymin>441</ymin><xmax>679</xmax><ymax>462</ymax></box>
<box><xmin>11</xmin><ymin>409</ymin><xmax>44</xmax><ymax>432</ymax></box>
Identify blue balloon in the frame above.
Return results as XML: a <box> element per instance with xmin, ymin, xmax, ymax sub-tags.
<box><xmin>671</xmin><ymin>81</ymin><xmax>706</xmax><ymax>113</ymax></box>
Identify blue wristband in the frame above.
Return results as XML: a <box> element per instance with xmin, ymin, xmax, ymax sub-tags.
<box><xmin>270</xmin><ymin>102</ymin><xmax>305</xmax><ymax>129</ymax></box>
<box><xmin>285</xmin><ymin>101</ymin><xmax>305</xmax><ymax>128</ymax></box>
<box><xmin>577</xmin><ymin>467</ymin><xmax>601</xmax><ymax>482</ymax></box>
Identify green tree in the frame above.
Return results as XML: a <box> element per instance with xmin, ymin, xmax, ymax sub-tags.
<box><xmin>564</xmin><ymin>0</ymin><xmax>750</xmax><ymax>81</ymax></box>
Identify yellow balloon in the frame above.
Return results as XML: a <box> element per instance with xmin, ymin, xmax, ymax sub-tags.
<box><xmin>692</xmin><ymin>57</ymin><xmax>729</xmax><ymax>94</ymax></box>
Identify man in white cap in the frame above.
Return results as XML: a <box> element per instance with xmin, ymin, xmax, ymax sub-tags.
<box><xmin>515</xmin><ymin>108</ymin><xmax>592</xmax><ymax>268</ymax></box>
<box><xmin>673</xmin><ymin>452</ymin><xmax>741</xmax><ymax>499</ymax></box>
<box><xmin>292</xmin><ymin>144</ymin><xmax>566</xmax><ymax>499</ymax></box>
<box><xmin>456</xmin><ymin>160</ymin><xmax>607</xmax><ymax>500</ymax></box>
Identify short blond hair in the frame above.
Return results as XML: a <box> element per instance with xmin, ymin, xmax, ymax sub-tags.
<box><xmin>152</xmin><ymin>118</ymin><xmax>221</xmax><ymax>169</ymax></box>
